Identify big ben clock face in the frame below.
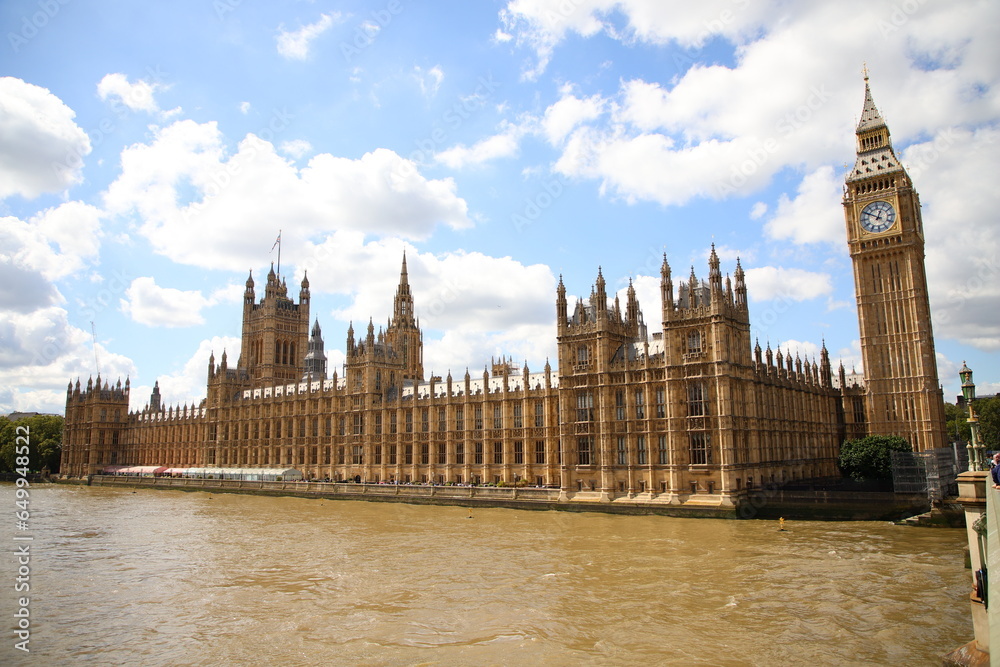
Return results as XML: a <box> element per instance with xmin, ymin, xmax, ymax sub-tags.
<box><xmin>859</xmin><ymin>200</ymin><xmax>896</xmax><ymax>233</ymax></box>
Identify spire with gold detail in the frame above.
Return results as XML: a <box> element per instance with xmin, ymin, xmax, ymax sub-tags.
<box><xmin>857</xmin><ymin>65</ymin><xmax>885</xmax><ymax>132</ymax></box>
<box><xmin>847</xmin><ymin>68</ymin><xmax>903</xmax><ymax>183</ymax></box>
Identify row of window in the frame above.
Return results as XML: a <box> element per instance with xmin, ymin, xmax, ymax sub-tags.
<box><xmin>579</xmin><ymin>433</ymin><xmax>711</xmax><ymax>466</ymax></box>
<box><xmin>579</xmin><ymin>383</ymin><xmax>710</xmax><ymax>422</ymax></box>
<box><xmin>165</xmin><ymin>431</ymin><xmax>714</xmax><ymax>468</ymax></box>
<box><xmin>209</xmin><ymin>401</ymin><xmax>552</xmax><ymax>440</ymax></box>
<box><xmin>206</xmin><ymin>440</ymin><xmax>555</xmax><ymax>468</ymax></box>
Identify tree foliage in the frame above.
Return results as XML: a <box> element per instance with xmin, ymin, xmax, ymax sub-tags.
<box><xmin>944</xmin><ymin>402</ymin><xmax>972</xmax><ymax>443</ymax></box>
<box><xmin>976</xmin><ymin>396</ymin><xmax>1000</xmax><ymax>449</ymax></box>
<box><xmin>838</xmin><ymin>434</ymin><xmax>911</xmax><ymax>482</ymax></box>
<box><xmin>0</xmin><ymin>414</ymin><xmax>63</xmax><ymax>474</ymax></box>
<box><xmin>945</xmin><ymin>397</ymin><xmax>1000</xmax><ymax>449</ymax></box>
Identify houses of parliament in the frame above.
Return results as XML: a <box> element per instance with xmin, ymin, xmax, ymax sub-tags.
<box><xmin>60</xmin><ymin>78</ymin><xmax>948</xmax><ymax>508</ymax></box>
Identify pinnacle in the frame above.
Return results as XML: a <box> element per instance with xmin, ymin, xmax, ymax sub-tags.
<box><xmin>857</xmin><ymin>76</ymin><xmax>885</xmax><ymax>132</ymax></box>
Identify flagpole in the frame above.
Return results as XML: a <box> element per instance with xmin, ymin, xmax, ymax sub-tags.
<box><xmin>277</xmin><ymin>229</ymin><xmax>281</xmax><ymax>277</ymax></box>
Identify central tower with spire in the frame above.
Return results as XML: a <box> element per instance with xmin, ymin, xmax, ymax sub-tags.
<box><xmin>384</xmin><ymin>253</ymin><xmax>424</xmax><ymax>382</ymax></box>
<box><xmin>237</xmin><ymin>263</ymin><xmax>311</xmax><ymax>387</ymax></box>
<box><xmin>842</xmin><ymin>72</ymin><xmax>946</xmax><ymax>451</ymax></box>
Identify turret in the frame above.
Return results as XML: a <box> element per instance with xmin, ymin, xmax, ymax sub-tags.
<box><xmin>734</xmin><ymin>258</ymin><xmax>747</xmax><ymax>308</ymax></box>
<box><xmin>821</xmin><ymin>341</ymin><xmax>833</xmax><ymax>388</ymax></box>
<box><xmin>299</xmin><ymin>271</ymin><xmax>310</xmax><ymax>307</ymax></box>
<box><xmin>708</xmin><ymin>243</ymin><xmax>722</xmax><ymax>296</ymax></box>
<box><xmin>625</xmin><ymin>279</ymin><xmax>639</xmax><ymax>327</ymax></box>
<box><xmin>556</xmin><ymin>275</ymin><xmax>568</xmax><ymax>332</ymax></box>
<box><xmin>302</xmin><ymin>318</ymin><xmax>327</xmax><ymax>380</ymax></box>
<box><xmin>149</xmin><ymin>381</ymin><xmax>161</xmax><ymax>411</ymax></box>
<box><xmin>661</xmin><ymin>253</ymin><xmax>674</xmax><ymax>314</ymax></box>
<box><xmin>593</xmin><ymin>267</ymin><xmax>607</xmax><ymax>318</ymax></box>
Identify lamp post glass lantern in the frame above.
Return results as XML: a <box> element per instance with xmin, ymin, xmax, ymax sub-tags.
<box><xmin>960</xmin><ymin>362</ymin><xmax>986</xmax><ymax>472</ymax></box>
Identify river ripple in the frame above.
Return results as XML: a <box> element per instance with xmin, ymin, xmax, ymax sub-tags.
<box><xmin>0</xmin><ymin>484</ymin><xmax>972</xmax><ymax>665</ymax></box>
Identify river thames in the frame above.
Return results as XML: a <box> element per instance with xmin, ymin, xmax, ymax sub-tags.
<box><xmin>1</xmin><ymin>484</ymin><xmax>972</xmax><ymax>665</ymax></box>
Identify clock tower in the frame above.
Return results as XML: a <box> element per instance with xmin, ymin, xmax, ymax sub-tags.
<box><xmin>843</xmin><ymin>74</ymin><xmax>946</xmax><ymax>452</ymax></box>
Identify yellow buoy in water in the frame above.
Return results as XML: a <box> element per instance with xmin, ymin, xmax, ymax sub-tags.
<box><xmin>778</xmin><ymin>517</ymin><xmax>786</xmax><ymax>531</ymax></box>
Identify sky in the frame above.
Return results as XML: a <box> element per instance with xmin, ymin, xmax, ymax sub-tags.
<box><xmin>1</xmin><ymin>0</ymin><xmax>998</xmax><ymax>417</ymax></box>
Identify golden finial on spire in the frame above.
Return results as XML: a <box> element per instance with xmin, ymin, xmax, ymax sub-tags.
<box><xmin>862</xmin><ymin>62</ymin><xmax>869</xmax><ymax>81</ymax></box>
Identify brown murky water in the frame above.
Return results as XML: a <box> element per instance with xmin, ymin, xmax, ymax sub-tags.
<box><xmin>0</xmin><ymin>484</ymin><xmax>972</xmax><ymax>665</ymax></box>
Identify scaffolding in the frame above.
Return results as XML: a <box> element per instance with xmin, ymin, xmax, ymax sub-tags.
<box><xmin>891</xmin><ymin>446</ymin><xmax>965</xmax><ymax>500</ymax></box>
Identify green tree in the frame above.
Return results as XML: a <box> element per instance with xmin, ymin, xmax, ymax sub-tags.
<box><xmin>946</xmin><ymin>396</ymin><xmax>1000</xmax><ymax>450</ymax></box>
<box><xmin>0</xmin><ymin>414</ymin><xmax>63</xmax><ymax>473</ymax></box>
<box><xmin>944</xmin><ymin>401</ymin><xmax>972</xmax><ymax>443</ymax></box>
<box><xmin>0</xmin><ymin>417</ymin><xmax>13</xmax><ymax>473</ymax></box>
<box><xmin>976</xmin><ymin>396</ymin><xmax>1000</xmax><ymax>449</ymax></box>
<box><xmin>839</xmin><ymin>435</ymin><xmax>912</xmax><ymax>481</ymax></box>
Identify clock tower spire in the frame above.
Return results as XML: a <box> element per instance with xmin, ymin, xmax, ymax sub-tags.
<box><xmin>843</xmin><ymin>73</ymin><xmax>946</xmax><ymax>452</ymax></box>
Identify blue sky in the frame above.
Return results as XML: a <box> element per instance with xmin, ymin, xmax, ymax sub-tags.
<box><xmin>1</xmin><ymin>0</ymin><xmax>998</xmax><ymax>415</ymax></box>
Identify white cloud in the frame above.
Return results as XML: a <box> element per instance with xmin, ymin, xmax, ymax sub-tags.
<box><xmin>541</xmin><ymin>86</ymin><xmax>605</xmax><ymax>145</ymax></box>
<box><xmin>0</xmin><ymin>77</ymin><xmax>91</xmax><ymax>199</ymax></box>
<box><xmin>764</xmin><ymin>166</ymin><xmax>844</xmax><ymax>245</ymax></box>
<box><xmin>97</xmin><ymin>73</ymin><xmax>164</xmax><ymax>114</ymax></box>
<box><xmin>612</xmin><ymin>274</ymin><xmax>659</xmax><ymax>326</ymax></box>
<box><xmin>413</xmin><ymin>65</ymin><xmax>444</xmax><ymax>97</ymax></box>
<box><xmin>279</xmin><ymin>139</ymin><xmax>313</xmax><ymax>158</ymax></box>
<box><xmin>423</xmin><ymin>323</ymin><xmax>556</xmax><ymax>380</ymax></box>
<box><xmin>776</xmin><ymin>339</ymin><xmax>822</xmax><ymax>364</ymax></box>
<box><xmin>102</xmin><ymin>120</ymin><xmax>471</xmax><ymax>271</ymax></box>
<box><xmin>0</xmin><ymin>306</ymin><xmax>135</xmax><ymax>415</ymax></box>
<box><xmin>130</xmin><ymin>335</ymin><xmax>241</xmax><ymax>412</ymax></box>
<box><xmin>0</xmin><ymin>202</ymin><xmax>104</xmax><ymax>282</ymax></box>
<box><xmin>276</xmin><ymin>13</ymin><xmax>340</xmax><ymax>60</ymax></box>
<box><xmin>303</xmin><ymin>235</ymin><xmax>555</xmax><ymax>331</ymax></box>
<box><xmin>120</xmin><ymin>277</ymin><xmax>209</xmax><ymax>328</ymax></box>
<box><xmin>743</xmin><ymin>266</ymin><xmax>833</xmax><ymax>302</ymax></box>
<box><xmin>750</xmin><ymin>202</ymin><xmax>767</xmax><ymax>220</ymax></box>
<box><xmin>912</xmin><ymin>126</ymin><xmax>1000</xmax><ymax>350</ymax></box>
<box><xmin>513</xmin><ymin>1</ymin><xmax>999</xmax><ymax>209</ymax></box>
<box><xmin>435</xmin><ymin>121</ymin><xmax>524</xmax><ymax>169</ymax></box>
<box><xmin>239</xmin><ymin>101</ymin><xmax>251</xmax><ymax>114</ymax></box>
<box><xmin>294</xmin><ymin>234</ymin><xmax>558</xmax><ymax>375</ymax></box>
<box><xmin>499</xmin><ymin>0</ymin><xmax>608</xmax><ymax>80</ymax></box>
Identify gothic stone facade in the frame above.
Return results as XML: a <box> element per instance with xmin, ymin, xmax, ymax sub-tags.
<box><xmin>62</xmin><ymin>80</ymin><xmax>943</xmax><ymax>507</ymax></box>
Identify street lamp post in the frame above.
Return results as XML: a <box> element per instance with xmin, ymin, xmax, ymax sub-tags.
<box><xmin>960</xmin><ymin>361</ymin><xmax>986</xmax><ymax>472</ymax></box>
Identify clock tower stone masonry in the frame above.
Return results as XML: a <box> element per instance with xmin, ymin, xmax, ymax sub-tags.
<box><xmin>843</xmin><ymin>74</ymin><xmax>947</xmax><ymax>452</ymax></box>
